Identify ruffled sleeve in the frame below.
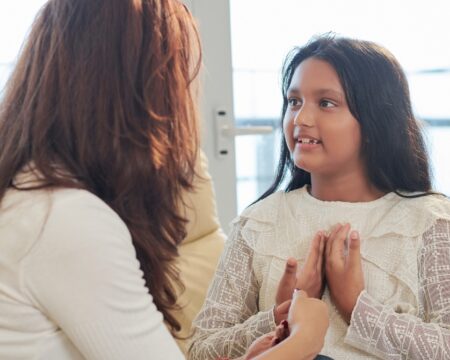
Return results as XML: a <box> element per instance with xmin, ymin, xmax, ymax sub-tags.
<box><xmin>188</xmin><ymin>217</ymin><xmax>276</xmax><ymax>360</ymax></box>
<box><xmin>345</xmin><ymin>219</ymin><xmax>450</xmax><ymax>359</ymax></box>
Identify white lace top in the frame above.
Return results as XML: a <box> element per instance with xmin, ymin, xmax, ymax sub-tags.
<box><xmin>188</xmin><ymin>186</ymin><xmax>450</xmax><ymax>360</ymax></box>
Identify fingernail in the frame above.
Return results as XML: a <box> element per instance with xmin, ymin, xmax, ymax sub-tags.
<box><xmin>350</xmin><ymin>230</ymin><xmax>358</xmax><ymax>240</ymax></box>
<box><xmin>286</xmin><ymin>257</ymin><xmax>296</xmax><ymax>267</ymax></box>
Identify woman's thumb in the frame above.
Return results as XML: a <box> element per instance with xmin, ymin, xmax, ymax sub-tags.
<box><xmin>293</xmin><ymin>288</ymin><xmax>308</xmax><ymax>299</ymax></box>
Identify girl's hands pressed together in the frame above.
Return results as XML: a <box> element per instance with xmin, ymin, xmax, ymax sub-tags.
<box><xmin>296</xmin><ymin>231</ymin><xmax>326</xmax><ymax>299</ymax></box>
<box><xmin>275</xmin><ymin>257</ymin><xmax>298</xmax><ymax>305</ymax></box>
<box><xmin>325</xmin><ymin>223</ymin><xmax>365</xmax><ymax>323</ymax></box>
<box><xmin>274</xmin><ymin>232</ymin><xmax>326</xmax><ymax>324</ymax></box>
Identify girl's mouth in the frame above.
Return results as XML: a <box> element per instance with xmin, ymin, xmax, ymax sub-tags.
<box><xmin>298</xmin><ymin>138</ymin><xmax>321</xmax><ymax>145</ymax></box>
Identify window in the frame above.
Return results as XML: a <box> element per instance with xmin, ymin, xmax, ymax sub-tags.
<box><xmin>0</xmin><ymin>1</ymin><xmax>47</xmax><ymax>96</ymax></box>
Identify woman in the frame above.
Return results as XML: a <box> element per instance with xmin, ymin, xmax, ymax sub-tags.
<box><xmin>189</xmin><ymin>35</ymin><xmax>450</xmax><ymax>359</ymax></box>
<box><xmin>0</xmin><ymin>1</ymin><xmax>329</xmax><ymax>359</ymax></box>
<box><xmin>0</xmin><ymin>0</ymin><xmax>200</xmax><ymax>358</ymax></box>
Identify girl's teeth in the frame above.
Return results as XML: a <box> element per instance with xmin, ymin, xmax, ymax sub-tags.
<box><xmin>299</xmin><ymin>138</ymin><xmax>320</xmax><ymax>144</ymax></box>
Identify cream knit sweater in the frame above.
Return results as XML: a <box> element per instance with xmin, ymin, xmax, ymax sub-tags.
<box><xmin>0</xmin><ymin>184</ymin><xmax>184</xmax><ymax>360</ymax></box>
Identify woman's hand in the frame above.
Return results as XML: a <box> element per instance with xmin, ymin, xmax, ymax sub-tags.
<box><xmin>288</xmin><ymin>289</ymin><xmax>329</xmax><ymax>353</ymax></box>
<box><xmin>325</xmin><ymin>223</ymin><xmax>364</xmax><ymax>323</ymax></box>
<box><xmin>247</xmin><ymin>290</ymin><xmax>329</xmax><ymax>360</ymax></box>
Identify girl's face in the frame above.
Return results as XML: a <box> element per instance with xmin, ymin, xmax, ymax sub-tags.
<box><xmin>283</xmin><ymin>57</ymin><xmax>364</xmax><ymax>178</ymax></box>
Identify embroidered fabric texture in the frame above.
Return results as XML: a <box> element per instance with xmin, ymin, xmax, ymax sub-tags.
<box><xmin>187</xmin><ymin>220</ymin><xmax>275</xmax><ymax>359</ymax></box>
<box><xmin>188</xmin><ymin>187</ymin><xmax>450</xmax><ymax>360</ymax></box>
<box><xmin>345</xmin><ymin>219</ymin><xmax>450</xmax><ymax>359</ymax></box>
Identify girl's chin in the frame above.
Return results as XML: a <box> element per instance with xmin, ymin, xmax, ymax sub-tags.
<box><xmin>293</xmin><ymin>158</ymin><xmax>313</xmax><ymax>173</ymax></box>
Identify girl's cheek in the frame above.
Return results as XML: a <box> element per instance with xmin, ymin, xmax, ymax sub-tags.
<box><xmin>283</xmin><ymin>116</ymin><xmax>293</xmax><ymax>142</ymax></box>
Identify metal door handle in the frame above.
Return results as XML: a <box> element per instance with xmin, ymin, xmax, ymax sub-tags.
<box><xmin>215</xmin><ymin>108</ymin><xmax>274</xmax><ymax>158</ymax></box>
<box><xmin>221</xmin><ymin>124</ymin><xmax>273</xmax><ymax>136</ymax></box>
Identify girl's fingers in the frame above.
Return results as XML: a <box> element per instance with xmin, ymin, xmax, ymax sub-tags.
<box><xmin>326</xmin><ymin>223</ymin><xmax>342</xmax><ymax>258</ymax></box>
<box><xmin>280</xmin><ymin>320</ymin><xmax>290</xmax><ymax>341</ymax></box>
<box><xmin>274</xmin><ymin>324</ymin><xmax>285</xmax><ymax>339</ymax></box>
<box><xmin>330</xmin><ymin>223</ymin><xmax>350</xmax><ymax>259</ymax></box>
<box><xmin>304</xmin><ymin>231</ymin><xmax>322</xmax><ymax>270</ymax></box>
<box><xmin>317</xmin><ymin>233</ymin><xmax>326</xmax><ymax>273</ymax></box>
<box><xmin>348</xmin><ymin>230</ymin><xmax>362</xmax><ymax>267</ymax></box>
<box><xmin>275</xmin><ymin>299</ymin><xmax>292</xmax><ymax>324</ymax></box>
<box><xmin>275</xmin><ymin>257</ymin><xmax>298</xmax><ymax>305</ymax></box>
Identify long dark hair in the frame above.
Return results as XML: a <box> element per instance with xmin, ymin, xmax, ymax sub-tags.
<box><xmin>0</xmin><ymin>0</ymin><xmax>201</xmax><ymax>333</ymax></box>
<box><xmin>259</xmin><ymin>34</ymin><xmax>432</xmax><ymax>201</ymax></box>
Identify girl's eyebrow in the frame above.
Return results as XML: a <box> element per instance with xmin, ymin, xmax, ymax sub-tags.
<box><xmin>287</xmin><ymin>87</ymin><xmax>344</xmax><ymax>100</ymax></box>
<box><xmin>314</xmin><ymin>88</ymin><xmax>344</xmax><ymax>100</ymax></box>
<box><xmin>286</xmin><ymin>87</ymin><xmax>300</xmax><ymax>95</ymax></box>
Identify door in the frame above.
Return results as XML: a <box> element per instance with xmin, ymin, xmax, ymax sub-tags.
<box><xmin>188</xmin><ymin>0</ymin><xmax>238</xmax><ymax>230</ymax></box>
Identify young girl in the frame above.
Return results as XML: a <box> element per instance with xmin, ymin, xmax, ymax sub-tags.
<box><xmin>189</xmin><ymin>35</ymin><xmax>450</xmax><ymax>359</ymax></box>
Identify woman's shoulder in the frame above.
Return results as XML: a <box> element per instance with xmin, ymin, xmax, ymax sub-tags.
<box><xmin>44</xmin><ymin>188</ymin><xmax>130</xmax><ymax>240</ymax></box>
<box><xmin>6</xmin><ymin>164</ymin><xmax>125</xmax><ymax>229</ymax></box>
<box><xmin>50</xmin><ymin>187</ymin><xmax>121</xmax><ymax>216</ymax></box>
<box><xmin>23</xmin><ymin>187</ymin><xmax>125</xmax><ymax>226</ymax></box>
<box><xmin>2</xmin><ymin>187</ymin><xmax>130</xmax><ymax>263</ymax></box>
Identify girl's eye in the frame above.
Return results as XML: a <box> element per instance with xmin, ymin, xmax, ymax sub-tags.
<box><xmin>288</xmin><ymin>98</ymin><xmax>301</xmax><ymax>107</ymax></box>
<box><xmin>320</xmin><ymin>99</ymin><xmax>336</xmax><ymax>108</ymax></box>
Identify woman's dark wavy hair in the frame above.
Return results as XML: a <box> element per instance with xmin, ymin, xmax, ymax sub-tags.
<box><xmin>0</xmin><ymin>0</ymin><xmax>201</xmax><ymax>334</ymax></box>
<box><xmin>258</xmin><ymin>34</ymin><xmax>433</xmax><ymax>202</ymax></box>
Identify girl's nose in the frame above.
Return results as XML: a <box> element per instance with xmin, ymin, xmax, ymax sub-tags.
<box><xmin>294</xmin><ymin>106</ymin><xmax>314</xmax><ymax>127</ymax></box>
